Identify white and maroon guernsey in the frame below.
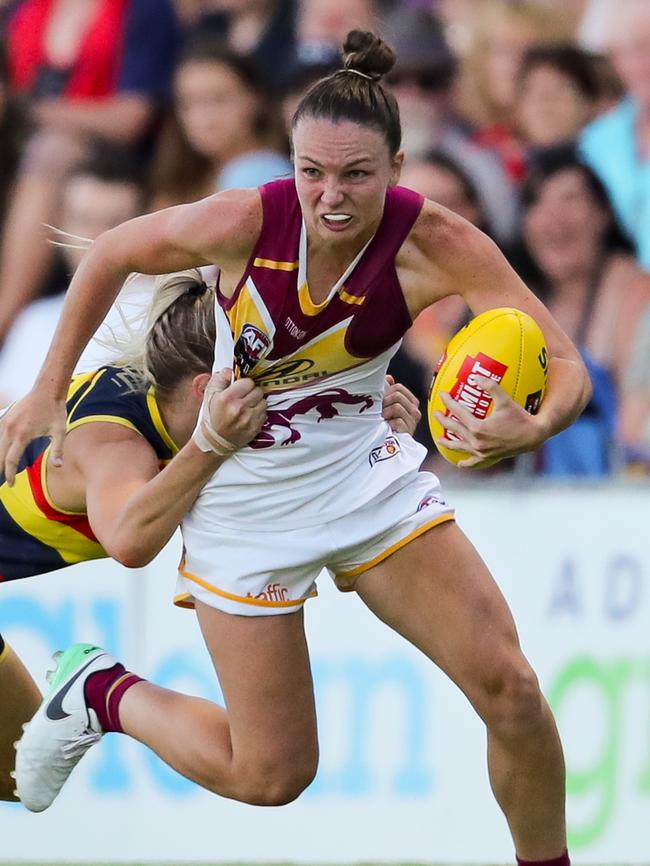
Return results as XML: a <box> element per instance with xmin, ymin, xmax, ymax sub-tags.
<box><xmin>188</xmin><ymin>178</ymin><xmax>427</xmax><ymax>529</ymax></box>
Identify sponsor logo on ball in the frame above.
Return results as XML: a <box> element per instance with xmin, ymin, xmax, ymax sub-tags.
<box><xmin>443</xmin><ymin>352</ymin><xmax>508</xmax><ymax>441</ymax></box>
<box><xmin>524</xmin><ymin>389</ymin><xmax>543</xmax><ymax>415</ymax></box>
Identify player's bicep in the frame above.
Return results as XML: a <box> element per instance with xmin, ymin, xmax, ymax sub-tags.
<box><xmin>412</xmin><ymin>213</ymin><xmax>581</xmax><ymax>366</ymax></box>
<box><xmin>457</xmin><ymin>232</ymin><xmax>581</xmax><ymax>365</ymax></box>
<box><xmin>71</xmin><ymin>426</ymin><xmax>159</xmax><ymax>546</ymax></box>
<box><xmin>100</xmin><ymin>187</ymin><xmax>262</xmax><ymax>275</ymax></box>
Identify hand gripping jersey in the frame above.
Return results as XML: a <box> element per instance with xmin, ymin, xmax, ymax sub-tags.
<box><xmin>0</xmin><ymin>366</ymin><xmax>176</xmax><ymax>581</ymax></box>
<box><xmin>186</xmin><ymin>179</ymin><xmax>427</xmax><ymax>531</ymax></box>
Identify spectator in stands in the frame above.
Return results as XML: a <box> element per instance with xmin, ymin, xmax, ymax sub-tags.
<box><xmin>181</xmin><ymin>0</ymin><xmax>297</xmax><ymax>92</ymax></box>
<box><xmin>151</xmin><ymin>39</ymin><xmax>290</xmax><ymax>208</ymax></box>
<box><xmin>382</xmin><ymin>5</ymin><xmax>519</xmax><ymax>244</ymax></box>
<box><xmin>579</xmin><ymin>0</ymin><xmax>650</xmax><ymax>271</ymax></box>
<box><xmin>0</xmin><ymin>0</ymin><xmax>179</xmax><ymax>346</ymax></box>
<box><xmin>440</xmin><ymin>0</ymin><xmax>588</xmax><ymax>54</ymax></box>
<box><xmin>516</xmin><ymin>44</ymin><xmax>603</xmax><ymax>152</ymax></box>
<box><xmin>511</xmin><ymin>147</ymin><xmax>650</xmax><ymax>475</ymax></box>
<box><xmin>382</xmin><ymin>6</ymin><xmax>457</xmax><ymax>157</ymax></box>
<box><xmin>460</xmin><ymin>0</ymin><xmax>573</xmax><ymax>183</ymax></box>
<box><xmin>275</xmin><ymin>0</ymin><xmax>377</xmax><ymax>106</ymax></box>
<box><xmin>279</xmin><ymin>0</ymin><xmax>377</xmax><ymax>126</ymax></box>
<box><xmin>0</xmin><ymin>41</ymin><xmax>27</xmax><ymax>233</ymax></box>
<box><xmin>400</xmin><ymin>149</ymin><xmax>492</xmax><ymax>236</ymax></box>
<box><xmin>295</xmin><ymin>0</ymin><xmax>376</xmax><ymax>62</ymax></box>
<box><xmin>0</xmin><ymin>153</ymin><xmax>146</xmax><ymax>407</ymax></box>
<box><xmin>280</xmin><ymin>55</ymin><xmax>340</xmax><ymax>133</ymax></box>
<box><xmin>485</xmin><ymin>43</ymin><xmax>614</xmax><ymax>186</ymax></box>
<box><xmin>434</xmin><ymin>0</ymin><xmax>480</xmax><ymax>56</ymax></box>
<box><xmin>174</xmin><ymin>0</ymin><xmax>203</xmax><ymax>26</ymax></box>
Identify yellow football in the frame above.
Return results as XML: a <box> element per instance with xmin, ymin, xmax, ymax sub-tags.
<box><xmin>427</xmin><ymin>307</ymin><xmax>548</xmax><ymax>466</ymax></box>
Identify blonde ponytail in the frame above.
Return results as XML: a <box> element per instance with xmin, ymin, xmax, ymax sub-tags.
<box><xmin>101</xmin><ymin>269</ymin><xmax>216</xmax><ymax>394</ymax></box>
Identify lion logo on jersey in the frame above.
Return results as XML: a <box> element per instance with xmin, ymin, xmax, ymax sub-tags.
<box><xmin>251</xmin><ymin>389</ymin><xmax>374</xmax><ymax>448</ymax></box>
<box><xmin>234</xmin><ymin>324</ymin><xmax>271</xmax><ymax>376</ymax></box>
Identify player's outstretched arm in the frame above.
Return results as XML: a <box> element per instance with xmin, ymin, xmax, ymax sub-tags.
<box><xmin>0</xmin><ymin>190</ymin><xmax>262</xmax><ymax>485</ymax></box>
<box><xmin>75</xmin><ymin>373</ymin><xmax>265</xmax><ymax>567</ymax></box>
<box><xmin>399</xmin><ymin>205</ymin><xmax>592</xmax><ymax>464</ymax></box>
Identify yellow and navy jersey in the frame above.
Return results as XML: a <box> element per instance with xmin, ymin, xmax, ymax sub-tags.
<box><xmin>0</xmin><ymin>366</ymin><xmax>177</xmax><ymax>582</ymax></box>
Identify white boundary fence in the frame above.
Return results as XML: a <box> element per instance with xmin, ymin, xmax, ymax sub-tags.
<box><xmin>1</xmin><ymin>485</ymin><xmax>649</xmax><ymax>864</ymax></box>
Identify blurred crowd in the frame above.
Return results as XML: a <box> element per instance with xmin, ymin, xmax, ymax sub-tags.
<box><xmin>0</xmin><ymin>0</ymin><xmax>649</xmax><ymax>478</ymax></box>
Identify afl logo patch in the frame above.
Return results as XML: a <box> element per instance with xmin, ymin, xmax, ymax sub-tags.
<box><xmin>369</xmin><ymin>435</ymin><xmax>401</xmax><ymax>467</ymax></box>
<box><xmin>234</xmin><ymin>323</ymin><xmax>271</xmax><ymax>376</ymax></box>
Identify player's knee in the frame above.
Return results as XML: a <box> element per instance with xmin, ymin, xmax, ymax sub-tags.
<box><xmin>254</xmin><ymin>767</ymin><xmax>316</xmax><ymax>807</ymax></box>
<box><xmin>479</xmin><ymin>657</ymin><xmax>544</xmax><ymax>737</ymax></box>
<box><xmin>239</xmin><ymin>753</ymin><xmax>318</xmax><ymax>806</ymax></box>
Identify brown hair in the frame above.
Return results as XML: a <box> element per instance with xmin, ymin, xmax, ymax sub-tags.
<box><xmin>520</xmin><ymin>43</ymin><xmax>602</xmax><ymax>101</ymax></box>
<box><xmin>150</xmin><ymin>38</ymin><xmax>285</xmax><ymax>208</ymax></box>
<box><xmin>292</xmin><ymin>30</ymin><xmax>402</xmax><ymax>156</ymax></box>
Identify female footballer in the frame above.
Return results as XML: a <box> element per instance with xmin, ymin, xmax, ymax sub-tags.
<box><xmin>0</xmin><ymin>267</ymin><xmax>420</xmax><ymax>801</ymax></box>
<box><xmin>0</xmin><ymin>270</ymin><xmax>264</xmax><ymax>800</ymax></box>
<box><xmin>3</xmin><ymin>31</ymin><xmax>590</xmax><ymax>866</ymax></box>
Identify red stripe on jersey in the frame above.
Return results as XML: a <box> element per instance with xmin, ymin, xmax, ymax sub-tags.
<box><xmin>26</xmin><ymin>454</ymin><xmax>98</xmax><ymax>542</ymax></box>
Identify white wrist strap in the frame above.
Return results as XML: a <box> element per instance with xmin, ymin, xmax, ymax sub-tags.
<box><xmin>192</xmin><ymin>381</ymin><xmax>238</xmax><ymax>457</ymax></box>
<box><xmin>192</xmin><ymin>419</ymin><xmax>238</xmax><ymax>456</ymax></box>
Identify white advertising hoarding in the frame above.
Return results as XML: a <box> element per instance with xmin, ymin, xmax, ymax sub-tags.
<box><xmin>0</xmin><ymin>486</ymin><xmax>649</xmax><ymax>863</ymax></box>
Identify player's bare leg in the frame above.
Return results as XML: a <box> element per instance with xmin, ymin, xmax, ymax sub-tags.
<box><xmin>0</xmin><ymin>637</ymin><xmax>42</xmax><ymax>800</ymax></box>
<box><xmin>355</xmin><ymin>520</ymin><xmax>567</xmax><ymax>861</ymax></box>
<box><xmin>16</xmin><ymin>606</ymin><xmax>318</xmax><ymax>810</ymax></box>
<box><xmin>118</xmin><ymin>603</ymin><xmax>318</xmax><ymax>805</ymax></box>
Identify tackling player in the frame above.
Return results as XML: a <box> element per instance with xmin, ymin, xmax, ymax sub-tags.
<box><xmin>0</xmin><ymin>267</ymin><xmax>426</xmax><ymax>801</ymax></box>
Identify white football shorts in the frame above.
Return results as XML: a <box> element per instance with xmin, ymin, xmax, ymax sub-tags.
<box><xmin>174</xmin><ymin>470</ymin><xmax>455</xmax><ymax>616</ymax></box>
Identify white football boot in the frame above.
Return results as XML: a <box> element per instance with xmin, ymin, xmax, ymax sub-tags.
<box><xmin>14</xmin><ymin>643</ymin><xmax>116</xmax><ymax>811</ymax></box>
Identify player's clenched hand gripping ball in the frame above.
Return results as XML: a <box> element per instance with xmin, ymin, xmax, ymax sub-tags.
<box><xmin>428</xmin><ymin>307</ymin><xmax>549</xmax><ymax>467</ymax></box>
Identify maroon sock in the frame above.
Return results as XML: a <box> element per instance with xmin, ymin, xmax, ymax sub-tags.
<box><xmin>517</xmin><ymin>852</ymin><xmax>570</xmax><ymax>866</ymax></box>
<box><xmin>84</xmin><ymin>663</ymin><xmax>143</xmax><ymax>733</ymax></box>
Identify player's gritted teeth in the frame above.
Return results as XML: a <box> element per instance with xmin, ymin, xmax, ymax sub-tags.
<box><xmin>321</xmin><ymin>213</ymin><xmax>353</xmax><ymax>231</ymax></box>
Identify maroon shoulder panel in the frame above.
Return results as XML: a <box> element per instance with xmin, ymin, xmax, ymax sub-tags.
<box><xmin>223</xmin><ymin>179</ymin><xmax>424</xmax><ymax>363</ymax></box>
